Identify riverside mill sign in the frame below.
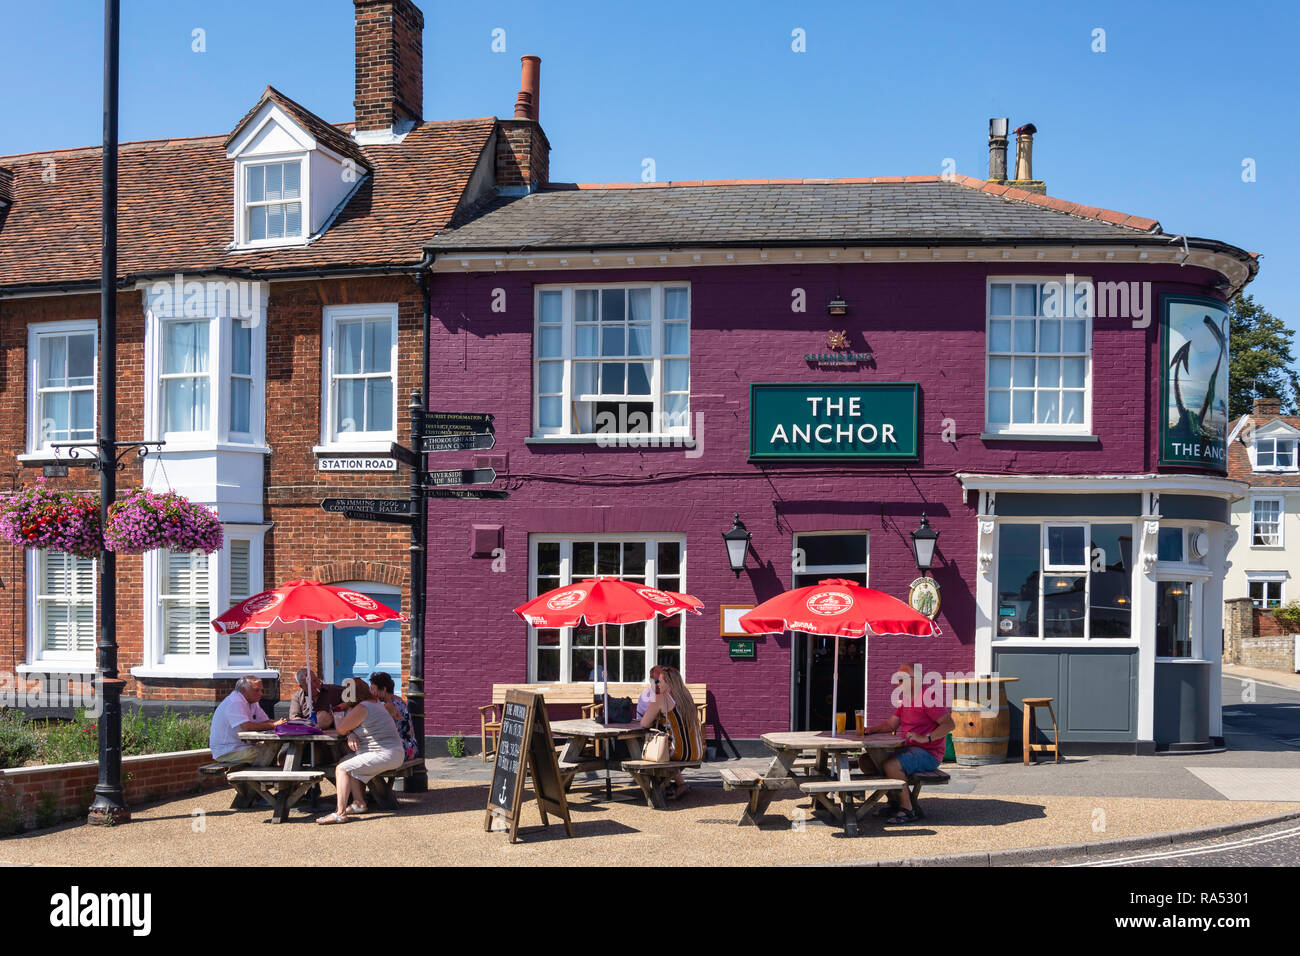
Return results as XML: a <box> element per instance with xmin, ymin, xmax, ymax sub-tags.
<box><xmin>749</xmin><ymin>383</ymin><xmax>919</xmax><ymax>460</ymax></box>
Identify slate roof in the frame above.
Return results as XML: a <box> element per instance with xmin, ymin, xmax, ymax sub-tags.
<box><xmin>426</xmin><ymin>174</ymin><xmax>1248</xmax><ymax>259</ymax></box>
<box><xmin>0</xmin><ymin>109</ymin><xmax>496</xmax><ymax>290</ymax></box>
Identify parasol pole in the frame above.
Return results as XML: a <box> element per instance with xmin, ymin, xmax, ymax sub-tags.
<box><xmin>304</xmin><ymin>621</ymin><xmax>312</xmax><ymax>716</ymax></box>
<box><xmin>601</xmin><ymin>622</ymin><xmax>609</xmax><ymax>725</ymax></box>
<box><xmin>863</xmin><ymin>631</ymin><xmax>869</xmax><ymax>732</ymax></box>
<box><xmin>831</xmin><ymin>635</ymin><xmax>840</xmax><ymax>737</ymax></box>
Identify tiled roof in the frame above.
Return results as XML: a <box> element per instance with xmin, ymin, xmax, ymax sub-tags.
<box><xmin>0</xmin><ymin>115</ymin><xmax>496</xmax><ymax>290</ymax></box>
<box><xmin>426</xmin><ymin>176</ymin><xmax>1172</xmax><ymax>252</ymax></box>
<box><xmin>1227</xmin><ymin>414</ymin><xmax>1300</xmax><ymax>486</ymax></box>
<box><xmin>225</xmin><ymin>86</ymin><xmax>373</xmax><ymax>171</ymax></box>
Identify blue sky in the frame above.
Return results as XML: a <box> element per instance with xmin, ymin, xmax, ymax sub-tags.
<box><xmin>2</xmin><ymin>0</ymin><xmax>1296</xmax><ymax>330</ymax></box>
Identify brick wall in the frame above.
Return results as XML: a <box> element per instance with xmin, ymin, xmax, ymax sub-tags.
<box><xmin>1224</xmin><ymin>597</ymin><xmax>1298</xmax><ymax>672</ymax></box>
<box><xmin>496</xmin><ymin>120</ymin><xmax>550</xmax><ymax>190</ymax></box>
<box><xmin>0</xmin><ymin>749</ymin><xmax>220</xmax><ymax>829</ymax></box>
<box><xmin>0</xmin><ymin>275</ymin><xmax>420</xmax><ymax>701</ymax></box>
<box><xmin>353</xmin><ymin>0</ymin><xmax>424</xmax><ymax>132</ymax></box>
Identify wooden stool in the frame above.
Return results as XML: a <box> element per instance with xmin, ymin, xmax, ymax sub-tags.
<box><xmin>1021</xmin><ymin>697</ymin><xmax>1059</xmax><ymax>765</ymax></box>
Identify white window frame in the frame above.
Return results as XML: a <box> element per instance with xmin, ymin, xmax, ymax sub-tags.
<box><xmin>143</xmin><ymin>288</ymin><xmax>268</xmax><ymax>452</ymax></box>
<box><xmin>233</xmin><ymin>154</ymin><xmax>311</xmax><ymax>250</ymax></box>
<box><xmin>527</xmin><ymin>534</ymin><xmax>687</xmax><ymax>683</ymax></box>
<box><xmin>24</xmin><ymin>320</ymin><xmax>98</xmax><ymax>457</ymax></box>
<box><xmin>531</xmin><ymin>282</ymin><xmax>691</xmax><ymax>440</ymax></box>
<box><xmin>318</xmin><ymin>303</ymin><xmax>400</xmax><ymax>451</ymax></box>
<box><xmin>1246</xmin><ymin>572</ymin><xmax>1287</xmax><ymax>609</ymax></box>
<box><xmin>993</xmin><ymin>519</ymin><xmax>1139</xmax><ymax>646</ymax></box>
<box><xmin>1252</xmin><ymin>435</ymin><xmax>1299</xmax><ymax>472</ymax></box>
<box><xmin>1250</xmin><ymin>496</ymin><xmax>1285</xmax><ymax>549</ymax></box>
<box><xmin>134</xmin><ymin>523</ymin><xmax>271</xmax><ymax>678</ymax></box>
<box><xmin>984</xmin><ymin>277</ymin><xmax>1093</xmax><ymax>436</ymax></box>
<box><xmin>1154</xmin><ymin>576</ymin><xmax>1200</xmax><ymax>661</ymax></box>
<box><xmin>25</xmin><ymin>549</ymin><xmax>96</xmax><ymax>667</ymax></box>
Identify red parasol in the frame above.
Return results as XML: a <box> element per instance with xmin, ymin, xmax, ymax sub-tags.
<box><xmin>513</xmin><ymin>577</ymin><xmax>704</xmax><ymax>722</ymax></box>
<box><xmin>739</xmin><ymin>578</ymin><xmax>939</xmax><ymax>734</ymax></box>
<box><xmin>212</xmin><ymin>579</ymin><xmax>407</xmax><ymax>714</ymax></box>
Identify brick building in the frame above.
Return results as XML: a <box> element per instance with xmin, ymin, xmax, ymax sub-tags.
<box><xmin>0</xmin><ymin>0</ymin><xmax>549</xmax><ymax>706</ymax></box>
<box><xmin>422</xmin><ymin>124</ymin><xmax>1257</xmax><ymax>754</ymax></box>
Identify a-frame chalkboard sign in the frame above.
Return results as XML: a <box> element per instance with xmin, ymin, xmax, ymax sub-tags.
<box><xmin>484</xmin><ymin>690</ymin><xmax>573</xmax><ymax>843</ymax></box>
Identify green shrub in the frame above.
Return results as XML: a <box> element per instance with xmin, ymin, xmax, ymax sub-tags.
<box><xmin>1270</xmin><ymin>601</ymin><xmax>1300</xmax><ymax>632</ymax></box>
<box><xmin>446</xmin><ymin>732</ymin><xmax>466</xmax><ymax>758</ymax></box>
<box><xmin>0</xmin><ymin>710</ymin><xmax>42</xmax><ymax>770</ymax></box>
<box><xmin>40</xmin><ymin>709</ymin><xmax>98</xmax><ymax>765</ymax></box>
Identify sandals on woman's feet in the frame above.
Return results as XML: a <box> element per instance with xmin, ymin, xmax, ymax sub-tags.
<box><xmin>346</xmin><ymin>802</ymin><xmax>368</xmax><ymax>815</ymax></box>
<box><xmin>317</xmin><ymin>811</ymin><xmax>350</xmax><ymax>825</ymax></box>
<box><xmin>884</xmin><ymin>808</ymin><xmax>920</xmax><ymax>825</ymax></box>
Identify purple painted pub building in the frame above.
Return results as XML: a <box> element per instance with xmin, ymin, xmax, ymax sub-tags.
<box><xmin>421</xmin><ymin>122</ymin><xmax>1257</xmax><ymax>756</ymax></box>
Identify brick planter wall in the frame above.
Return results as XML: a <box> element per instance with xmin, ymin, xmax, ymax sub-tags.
<box><xmin>0</xmin><ymin>749</ymin><xmax>219</xmax><ymax>830</ymax></box>
<box><xmin>1224</xmin><ymin>598</ymin><xmax>1298</xmax><ymax>673</ymax></box>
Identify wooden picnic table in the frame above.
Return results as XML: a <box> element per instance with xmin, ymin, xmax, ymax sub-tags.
<box><xmin>720</xmin><ymin>731</ymin><xmax>907</xmax><ymax>833</ymax></box>
<box><xmin>233</xmin><ymin>730</ymin><xmax>340</xmax><ymax>823</ymax></box>
<box><xmin>550</xmin><ymin>719</ymin><xmax>647</xmax><ymax>801</ymax></box>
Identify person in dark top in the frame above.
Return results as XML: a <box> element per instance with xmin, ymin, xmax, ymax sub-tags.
<box><xmin>289</xmin><ymin>668</ymin><xmax>345</xmax><ymax>729</ymax></box>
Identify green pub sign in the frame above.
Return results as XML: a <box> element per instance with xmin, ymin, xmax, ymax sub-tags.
<box><xmin>749</xmin><ymin>383</ymin><xmax>919</xmax><ymax>460</ymax></box>
<box><xmin>728</xmin><ymin>640</ymin><xmax>756</xmax><ymax>660</ymax></box>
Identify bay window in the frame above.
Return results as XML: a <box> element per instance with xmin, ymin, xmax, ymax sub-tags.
<box><xmin>985</xmin><ymin>279</ymin><xmax>1090</xmax><ymax>435</ymax></box>
<box><xmin>529</xmin><ymin>536</ymin><xmax>686</xmax><ymax>682</ymax></box>
<box><xmin>27</xmin><ymin>550</ymin><xmax>95</xmax><ymax>665</ymax></box>
<box><xmin>533</xmin><ymin>284</ymin><xmax>690</xmax><ymax>438</ymax></box>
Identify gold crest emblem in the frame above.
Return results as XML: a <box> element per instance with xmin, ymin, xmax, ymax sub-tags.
<box><xmin>827</xmin><ymin>330</ymin><xmax>851</xmax><ymax>351</ymax></box>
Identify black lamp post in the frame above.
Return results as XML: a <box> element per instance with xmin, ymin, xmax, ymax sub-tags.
<box><xmin>722</xmin><ymin>514</ymin><xmax>751</xmax><ymax>577</ymax></box>
<box><xmin>910</xmin><ymin>513</ymin><xmax>939</xmax><ymax>576</ymax></box>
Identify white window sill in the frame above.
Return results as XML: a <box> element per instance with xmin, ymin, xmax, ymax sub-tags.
<box><xmin>314</xmin><ymin>442</ymin><xmax>399</xmax><ymax>455</ymax></box>
<box><xmin>525</xmin><ymin>435</ymin><xmax>695</xmax><ymax>445</ymax></box>
<box><xmin>1154</xmin><ymin>657</ymin><xmax>1210</xmax><ymax>664</ymax></box>
<box><xmin>15</xmin><ymin>662</ymin><xmax>98</xmax><ymax>675</ymax></box>
<box><xmin>130</xmin><ymin>666</ymin><xmax>278</xmax><ymax>681</ymax></box>
<box><xmin>150</xmin><ymin>441</ymin><xmax>271</xmax><ymax>455</ymax></box>
<box><xmin>17</xmin><ymin>450</ymin><xmax>97</xmax><ymax>464</ymax></box>
<box><xmin>991</xmin><ymin>638</ymin><xmax>1140</xmax><ymax>647</ymax></box>
<box><xmin>1250</xmin><ymin>545</ymin><xmax>1285</xmax><ymax>551</ymax></box>
<box><xmin>228</xmin><ymin>239</ymin><xmax>311</xmax><ymax>252</ymax></box>
<box><xmin>981</xmin><ymin>432</ymin><xmax>1098</xmax><ymax>443</ymax></box>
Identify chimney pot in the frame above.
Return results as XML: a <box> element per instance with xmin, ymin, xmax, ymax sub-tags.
<box><xmin>1013</xmin><ymin>123</ymin><xmax>1037</xmax><ymax>182</ymax></box>
<box><xmin>514</xmin><ymin>55</ymin><xmax>541</xmax><ymax>122</ymax></box>
<box><xmin>988</xmin><ymin>118</ymin><xmax>1009</xmax><ymax>181</ymax></box>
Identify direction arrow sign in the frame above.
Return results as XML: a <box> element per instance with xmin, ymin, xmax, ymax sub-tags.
<box><xmin>388</xmin><ymin>442</ymin><xmax>419</xmax><ymax>469</ymax></box>
<box><xmin>421</xmin><ymin>432</ymin><xmax>495</xmax><ymax>453</ymax></box>
<box><xmin>425</xmin><ymin>489</ymin><xmax>511</xmax><ymax>500</ymax></box>
<box><xmin>423</xmin><ymin>468</ymin><xmax>497</xmax><ymax>487</ymax></box>
<box><xmin>322</xmin><ymin>498</ymin><xmax>412</xmax><ymax>515</ymax></box>
<box><xmin>426</xmin><ymin>411</ymin><xmax>495</xmax><ymax>435</ymax></box>
<box><xmin>342</xmin><ymin>509</ymin><xmax>415</xmax><ymax>525</ymax></box>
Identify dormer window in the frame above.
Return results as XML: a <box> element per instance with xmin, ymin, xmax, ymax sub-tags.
<box><xmin>245</xmin><ymin>161</ymin><xmax>303</xmax><ymax>241</ymax></box>
<box><xmin>1254</xmin><ymin>436</ymin><xmax>1298</xmax><ymax>471</ymax></box>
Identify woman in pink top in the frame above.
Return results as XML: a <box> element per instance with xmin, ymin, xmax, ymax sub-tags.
<box><xmin>858</xmin><ymin>663</ymin><xmax>954</xmax><ymax>825</ymax></box>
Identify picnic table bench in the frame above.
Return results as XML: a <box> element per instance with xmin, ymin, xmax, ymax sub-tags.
<box><xmin>361</xmin><ymin>758</ymin><xmax>425</xmax><ymax>811</ymax></box>
<box><xmin>480</xmin><ymin>683</ymin><xmax>595</xmax><ymax>761</ymax></box>
<box><xmin>200</xmin><ymin>760</ymin><xmax>265</xmax><ymax>809</ymax></box>
<box><xmin>621</xmin><ymin>759</ymin><xmax>702</xmax><ymax>810</ymax></box>
<box><xmin>227</xmin><ymin>769</ymin><xmax>326</xmax><ymax>824</ymax></box>
<box><xmin>799</xmin><ymin>777</ymin><xmax>904</xmax><ymax>836</ymax></box>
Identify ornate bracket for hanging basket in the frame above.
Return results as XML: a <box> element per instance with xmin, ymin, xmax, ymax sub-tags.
<box><xmin>49</xmin><ymin>439</ymin><xmax>166</xmax><ymax>472</ymax></box>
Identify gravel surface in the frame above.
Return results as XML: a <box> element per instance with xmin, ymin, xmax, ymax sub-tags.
<box><xmin>2</xmin><ymin>780</ymin><xmax>1296</xmax><ymax>867</ymax></box>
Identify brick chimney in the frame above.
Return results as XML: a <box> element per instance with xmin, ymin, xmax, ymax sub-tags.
<box><xmin>1253</xmin><ymin>396</ymin><xmax>1284</xmax><ymax>420</ymax></box>
<box><xmin>353</xmin><ymin>0</ymin><xmax>424</xmax><ymax>136</ymax></box>
<box><xmin>496</xmin><ymin>56</ymin><xmax>550</xmax><ymax>194</ymax></box>
<box><xmin>987</xmin><ymin>118</ymin><xmax>1008</xmax><ymax>181</ymax></box>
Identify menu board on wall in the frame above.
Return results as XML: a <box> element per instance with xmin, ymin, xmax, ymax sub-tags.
<box><xmin>1160</xmin><ymin>296</ymin><xmax>1229</xmax><ymax>471</ymax></box>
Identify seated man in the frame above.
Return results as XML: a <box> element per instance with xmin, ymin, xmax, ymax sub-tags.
<box><xmin>289</xmin><ymin>668</ymin><xmax>345</xmax><ymax>729</ymax></box>
<box><xmin>858</xmin><ymin>662</ymin><xmax>954</xmax><ymax>825</ymax></box>
<box><xmin>210</xmin><ymin>676</ymin><xmax>280</xmax><ymax>766</ymax></box>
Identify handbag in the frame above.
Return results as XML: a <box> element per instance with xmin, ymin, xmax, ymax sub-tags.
<box><xmin>605</xmin><ymin>696</ymin><xmax>635</xmax><ymax>723</ymax></box>
<box><xmin>641</xmin><ymin>729</ymin><xmax>673</xmax><ymax>762</ymax></box>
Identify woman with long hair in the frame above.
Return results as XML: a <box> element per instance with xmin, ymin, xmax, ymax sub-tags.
<box><xmin>638</xmin><ymin>665</ymin><xmax>703</xmax><ymax>800</ymax></box>
<box><xmin>318</xmin><ymin>677</ymin><xmax>405</xmax><ymax>824</ymax></box>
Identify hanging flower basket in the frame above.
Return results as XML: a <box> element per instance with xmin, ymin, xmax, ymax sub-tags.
<box><xmin>0</xmin><ymin>479</ymin><xmax>102</xmax><ymax>559</ymax></box>
<box><xmin>104</xmin><ymin>490</ymin><xmax>224</xmax><ymax>555</ymax></box>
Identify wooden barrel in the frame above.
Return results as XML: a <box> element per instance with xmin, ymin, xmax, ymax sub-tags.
<box><xmin>950</xmin><ymin>679</ymin><xmax>1010</xmax><ymax>766</ymax></box>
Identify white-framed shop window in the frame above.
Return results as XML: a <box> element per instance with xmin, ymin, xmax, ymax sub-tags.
<box><xmin>985</xmin><ymin>278</ymin><xmax>1091</xmax><ymax>436</ymax></box>
<box><xmin>320</xmin><ymin>304</ymin><xmax>398</xmax><ymax>449</ymax></box>
<box><xmin>26</xmin><ymin>549</ymin><xmax>96</xmax><ymax>665</ymax></box>
<box><xmin>533</xmin><ymin>283</ymin><xmax>690</xmax><ymax>439</ymax></box>
<box><xmin>26</xmin><ymin>321</ymin><xmax>97</xmax><ymax>454</ymax></box>
<box><xmin>1246</xmin><ymin>572</ymin><xmax>1286</xmax><ymax>609</ymax></box>
<box><xmin>1155</xmin><ymin>578</ymin><xmax>1197</xmax><ymax>659</ymax></box>
<box><xmin>994</xmin><ymin>520</ymin><xmax>1135</xmax><ymax>642</ymax></box>
<box><xmin>528</xmin><ymin>535</ymin><xmax>686</xmax><ymax>682</ymax></box>
<box><xmin>1251</xmin><ymin>497</ymin><xmax>1284</xmax><ymax>548</ymax></box>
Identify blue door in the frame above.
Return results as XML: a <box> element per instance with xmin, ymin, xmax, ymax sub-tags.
<box><xmin>331</xmin><ymin>587</ymin><xmax>403</xmax><ymax>695</ymax></box>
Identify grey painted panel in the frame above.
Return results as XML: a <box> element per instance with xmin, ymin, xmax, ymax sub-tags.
<box><xmin>1154</xmin><ymin>661</ymin><xmax>1211</xmax><ymax>745</ymax></box>
<box><xmin>994</xmin><ymin>647</ymin><xmax>1138</xmax><ymax>743</ymax></box>
<box><xmin>997</xmin><ymin>493</ymin><xmax>1142</xmax><ymax>517</ymax></box>
<box><xmin>1160</xmin><ymin>494</ymin><xmax>1229</xmax><ymax>524</ymax></box>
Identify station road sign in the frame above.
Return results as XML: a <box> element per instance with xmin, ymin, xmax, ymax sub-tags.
<box><xmin>422</xmin><ymin>432</ymin><xmax>495</xmax><ymax>453</ymax></box>
<box><xmin>423</xmin><ymin>468</ymin><xmax>497</xmax><ymax>487</ymax></box>
<box><xmin>425</xmin><ymin>489</ymin><xmax>511</xmax><ymax>500</ymax></box>
<box><xmin>321</xmin><ymin>498</ymin><xmax>412</xmax><ymax>515</ymax></box>
<box><xmin>426</xmin><ymin>411</ymin><xmax>495</xmax><ymax>435</ymax></box>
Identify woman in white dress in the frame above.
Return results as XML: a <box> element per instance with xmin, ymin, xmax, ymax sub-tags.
<box><xmin>318</xmin><ymin>677</ymin><xmax>404</xmax><ymax>824</ymax></box>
